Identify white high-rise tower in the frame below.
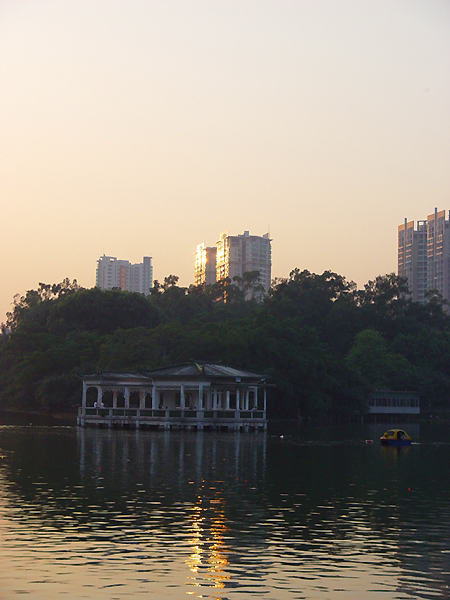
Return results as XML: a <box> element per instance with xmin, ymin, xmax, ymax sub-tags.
<box><xmin>96</xmin><ymin>255</ymin><xmax>153</xmax><ymax>295</ymax></box>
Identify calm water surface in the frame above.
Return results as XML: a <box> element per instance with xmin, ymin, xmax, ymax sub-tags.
<box><xmin>0</xmin><ymin>419</ymin><xmax>449</xmax><ymax>599</ymax></box>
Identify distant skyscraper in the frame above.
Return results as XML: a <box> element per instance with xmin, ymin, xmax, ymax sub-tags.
<box><xmin>195</xmin><ymin>230</ymin><xmax>272</xmax><ymax>297</ymax></box>
<box><xmin>398</xmin><ymin>219</ymin><xmax>427</xmax><ymax>303</ymax></box>
<box><xmin>194</xmin><ymin>244</ymin><xmax>217</xmax><ymax>286</ymax></box>
<box><xmin>96</xmin><ymin>255</ymin><xmax>153</xmax><ymax>295</ymax></box>
<box><xmin>398</xmin><ymin>208</ymin><xmax>450</xmax><ymax>303</ymax></box>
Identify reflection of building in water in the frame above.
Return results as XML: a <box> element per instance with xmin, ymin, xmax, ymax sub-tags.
<box><xmin>77</xmin><ymin>427</ymin><xmax>267</xmax><ymax>492</ymax></box>
<box><xmin>186</xmin><ymin>489</ymin><xmax>230</xmax><ymax>591</ymax></box>
<box><xmin>76</xmin><ymin>426</ymin><xmax>267</xmax><ymax>593</ymax></box>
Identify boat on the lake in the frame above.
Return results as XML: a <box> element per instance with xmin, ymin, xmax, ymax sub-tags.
<box><xmin>380</xmin><ymin>429</ymin><xmax>412</xmax><ymax>445</ymax></box>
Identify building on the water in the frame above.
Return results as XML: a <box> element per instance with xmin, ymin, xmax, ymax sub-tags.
<box><xmin>78</xmin><ymin>362</ymin><xmax>268</xmax><ymax>431</ymax></box>
<box><xmin>367</xmin><ymin>390</ymin><xmax>420</xmax><ymax>416</ymax></box>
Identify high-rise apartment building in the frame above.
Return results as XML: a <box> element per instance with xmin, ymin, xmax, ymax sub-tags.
<box><xmin>398</xmin><ymin>219</ymin><xmax>427</xmax><ymax>303</ymax></box>
<box><xmin>398</xmin><ymin>209</ymin><xmax>450</xmax><ymax>303</ymax></box>
<box><xmin>195</xmin><ymin>231</ymin><xmax>272</xmax><ymax>296</ymax></box>
<box><xmin>194</xmin><ymin>244</ymin><xmax>217</xmax><ymax>286</ymax></box>
<box><xmin>96</xmin><ymin>255</ymin><xmax>153</xmax><ymax>295</ymax></box>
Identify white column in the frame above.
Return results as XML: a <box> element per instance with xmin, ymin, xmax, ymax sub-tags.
<box><xmin>264</xmin><ymin>387</ymin><xmax>267</xmax><ymax>412</ymax></box>
<box><xmin>97</xmin><ymin>386</ymin><xmax>103</xmax><ymax>407</ymax></box>
<box><xmin>82</xmin><ymin>382</ymin><xmax>87</xmax><ymax>408</ymax></box>
<box><xmin>124</xmin><ymin>387</ymin><xmax>130</xmax><ymax>409</ymax></box>
<box><xmin>236</xmin><ymin>388</ymin><xmax>240</xmax><ymax>411</ymax></box>
<box><xmin>198</xmin><ymin>383</ymin><xmax>203</xmax><ymax>410</ymax></box>
<box><xmin>245</xmin><ymin>389</ymin><xmax>249</xmax><ymax>410</ymax></box>
<box><xmin>180</xmin><ymin>384</ymin><xmax>185</xmax><ymax>410</ymax></box>
<box><xmin>213</xmin><ymin>389</ymin><xmax>218</xmax><ymax>410</ymax></box>
<box><xmin>152</xmin><ymin>384</ymin><xmax>157</xmax><ymax>409</ymax></box>
<box><xmin>139</xmin><ymin>390</ymin><xmax>145</xmax><ymax>409</ymax></box>
<box><xmin>226</xmin><ymin>391</ymin><xmax>230</xmax><ymax>410</ymax></box>
<box><xmin>254</xmin><ymin>387</ymin><xmax>258</xmax><ymax>409</ymax></box>
<box><xmin>112</xmin><ymin>390</ymin><xmax>118</xmax><ymax>408</ymax></box>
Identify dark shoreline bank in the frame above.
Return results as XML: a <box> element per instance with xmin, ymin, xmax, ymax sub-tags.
<box><xmin>0</xmin><ymin>409</ymin><xmax>77</xmax><ymax>426</ymax></box>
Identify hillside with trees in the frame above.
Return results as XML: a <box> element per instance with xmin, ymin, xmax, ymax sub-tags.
<box><xmin>1</xmin><ymin>271</ymin><xmax>449</xmax><ymax>418</ymax></box>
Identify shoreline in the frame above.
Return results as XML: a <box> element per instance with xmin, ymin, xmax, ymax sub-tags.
<box><xmin>0</xmin><ymin>408</ymin><xmax>77</xmax><ymax>425</ymax></box>
<box><xmin>1</xmin><ymin>408</ymin><xmax>449</xmax><ymax>427</ymax></box>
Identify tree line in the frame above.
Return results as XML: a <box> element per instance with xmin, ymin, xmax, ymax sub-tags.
<box><xmin>1</xmin><ymin>271</ymin><xmax>449</xmax><ymax>418</ymax></box>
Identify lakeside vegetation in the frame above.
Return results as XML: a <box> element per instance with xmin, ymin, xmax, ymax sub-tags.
<box><xmin>1</xmin><ymin>272</ymin><xmax>450</xmax><ymax>419</ymax></box>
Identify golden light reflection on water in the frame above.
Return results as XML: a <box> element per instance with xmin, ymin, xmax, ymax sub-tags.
<box><xmin>186</xmin><ymin>485</ymin><xmax>230</xmax><ymax>595</ymax></box>
<box><xmin>2</xmin><ymin>426</ymin><xmax>450</xmax><ymax>599</ymax></box>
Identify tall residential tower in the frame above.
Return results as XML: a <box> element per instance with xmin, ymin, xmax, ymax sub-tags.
<box><xmin>398</xmin><ymin>209</ymin><xmax>450</xmax><ymax>303</ymax></box>
<box><xmin>195</xmin><ymin>231</ymin><xmax>272</xmax><ymax>296</ymax></box>
<box><xmin>194</xmin><ymin>244</ymin><xmax>217</xmax><ymax>287</ymax></box>
<box><xmin>96</xmin><ymin>255</ymin><xmax>153</xmax><ymax>295</ymax></box>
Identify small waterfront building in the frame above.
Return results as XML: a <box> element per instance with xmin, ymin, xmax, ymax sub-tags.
<box><xmin>78</xmin><ymin>362</ymin><xmax>268</xmax><ymax>431</ymax></box>
<box><xmin>367</xmin><ymin>390</ymin><xmax>420</xmax><ymax>416</ymax></box>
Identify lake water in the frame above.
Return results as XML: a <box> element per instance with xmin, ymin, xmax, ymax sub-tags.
<box><xmin>0</xmin><ymin>418</ymin><xmax>449</xmax><ymax>599</ymax></box>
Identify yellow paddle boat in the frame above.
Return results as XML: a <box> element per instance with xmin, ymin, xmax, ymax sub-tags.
<box><xmin>380</xmin><ymin>429</ymin><xmax>412</xmax><ymax>446</ymax></box>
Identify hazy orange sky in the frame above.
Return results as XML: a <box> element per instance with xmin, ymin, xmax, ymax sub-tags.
<box><xmin>1</xmin><ymin>0</ymin><xmax>449</xmax><ymax>322</ymax></box>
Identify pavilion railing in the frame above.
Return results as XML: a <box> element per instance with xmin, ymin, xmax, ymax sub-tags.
<box><xmin>80</xmin><ymin>407</ymin><xmax>265</xmax><ymax>420</ymax></box>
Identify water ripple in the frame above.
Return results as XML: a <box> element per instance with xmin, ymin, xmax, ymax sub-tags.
<box><xmin>0</xmin><ymin>425</ymin><xmax>449</xmax><ymax>598</ymax></box>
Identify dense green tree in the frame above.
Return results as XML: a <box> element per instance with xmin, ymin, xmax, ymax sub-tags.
<box><xmin>248</xmin><ymin>316</ymin><xmax>335</xmax><ymax>417</ymax></box>
<box><xmin>5</xmin><ymin>279</ymin><xmax>81</xmax><ymax>330</ymax></box>
<box><xmin>346</xmin><ymin>329</ymin><xmax>412</xmax><ymax>391</ymax></box>
<box><xmin>36</xmin><ymin>374</ymin><xmax>81</xmax><ymax>412</ymax></box>
<box><xmin>47</xmin><ymin>287</ymin><xmax>163</xmax><ymax>335</ymax></box>
<box><xmin>268</xmin><ymin>269</ymin><xmax>357</xmax><ymax>322</ymax></box>
<box><xmin>2</xmin><ymin>271</ymin><xmax>450</xmax><ymax>416</ymax></box>
<box><xmin>357</xmin><ymin>273</ymin><xmax>411</xmax><ymax>337</ymax></box>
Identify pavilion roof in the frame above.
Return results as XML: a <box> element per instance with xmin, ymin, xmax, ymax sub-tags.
<box><xmin>82</xmin><ymin>362</ymin><xmax>266</xmax><ymax>385</ymax></box>
<box><xmin>145</xmin><ymin>362</ymin><xmax>265</xmax><ymax>381</ymax></box>
<box><xmin>83</xmin><ymin>371</ymin><xmax>149</xmax><ymax>382</ymax></box>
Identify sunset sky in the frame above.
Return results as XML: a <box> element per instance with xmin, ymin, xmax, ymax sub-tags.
<box><xmin>1</xmin><ymin>0</ymin><xmax>449</xmax><ymax>322</ymax></box>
